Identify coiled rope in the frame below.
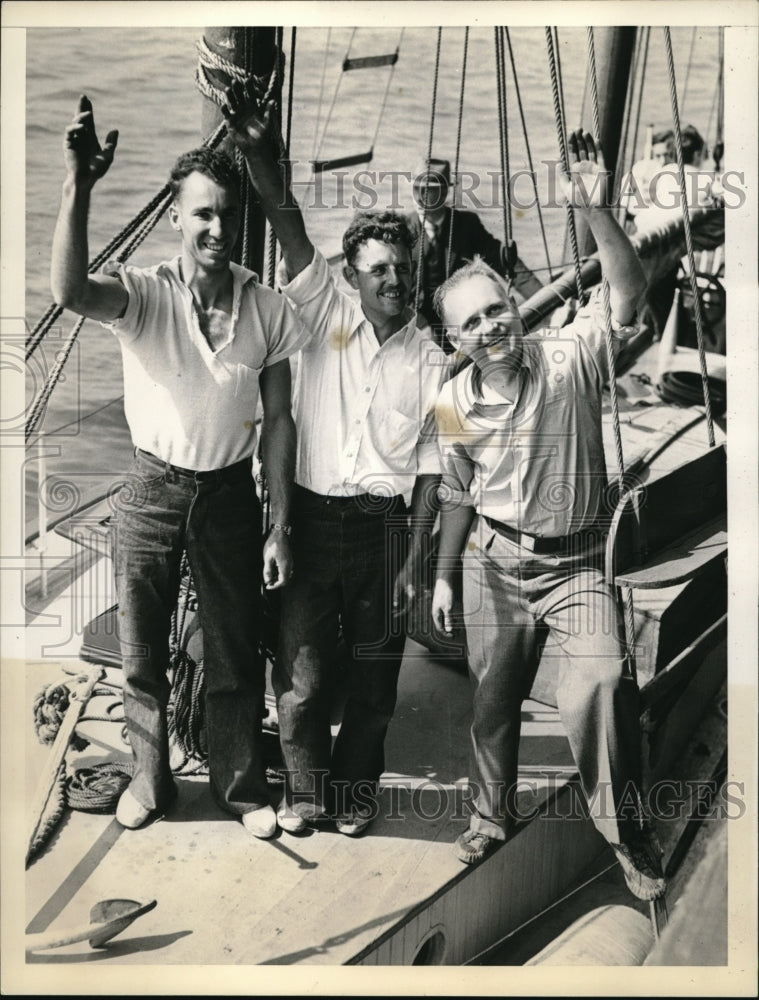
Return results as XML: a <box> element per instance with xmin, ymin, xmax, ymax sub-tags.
<box><xmin>166</xmin><ymin>555</ymin><xmax>208</xmax><ymax>765</ymax></box>
<box><xmin>33</xmin><ymin>680</ymin><xmax>89</xmax><ymax>750</ymax></box>
<box><xmin>65</xmin><ymin>761</ymin><xmax>135</xmax><ymax>813</ymax></box>
<box><xmin>27</xmin><ymin>764</ymin><xmax>66</xmax><ymax>862</ymax></box>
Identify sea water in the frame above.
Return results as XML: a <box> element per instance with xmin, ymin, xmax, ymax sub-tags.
<box><xmin>23</xmin><ymin>25</ymin><xmax>721</xmax><ymax>532</ymax></box>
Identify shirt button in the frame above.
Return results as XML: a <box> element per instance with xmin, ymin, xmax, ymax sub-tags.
<box><xmin>364</xmin><ymin>386</ymin><xmax>371</xmax><ymax>392</ymax></box>
<box><xmin>355</xmin><ymin>419</ymin><xmax>361</xmax><ymax>424</ymax></box>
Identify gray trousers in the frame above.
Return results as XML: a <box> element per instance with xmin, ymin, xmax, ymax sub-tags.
<box><xmin>462</xmin><ymin>516</ymin><xmax>642</xmax><ymax>845</ymax></box>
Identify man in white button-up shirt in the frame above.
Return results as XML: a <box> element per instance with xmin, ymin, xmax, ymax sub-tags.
<box><xmin>223</xmin><ymin>81</ymin><xmax>449</xmax><ymax>836</ymax></box>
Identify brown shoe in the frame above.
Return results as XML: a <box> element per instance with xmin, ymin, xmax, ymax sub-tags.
<box><xmin>611</xmin><ymin>830</ymin><xmax>666</xmax><ymax>900</ymax></box>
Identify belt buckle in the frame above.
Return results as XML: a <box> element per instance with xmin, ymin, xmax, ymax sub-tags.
<box><xmin>520</xmin><ymin>530</ymin><xmax>538</xmax><ymax>552</ymax></box>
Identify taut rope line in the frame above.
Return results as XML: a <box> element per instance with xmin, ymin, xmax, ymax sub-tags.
<box><xmin>495</xmin><ymin>27</ymin><xmax>513</xmax><ymax>250</ymax></box>
<box><xmin>586</xmin><ymin>27</ymin><xmax>639</xmax><ymax>685</ymax></box>
<box><xmin>505</xmin><ymin>28</ymin><xmax>552</xmax><ymax>279</ymax></box>
<box><xmin>545</xmin><ymin>27</ymin><xmax>586</xmax><ymax>304</ymax></box>
<box><xmin>413</xmin><ymin>26</ymin><xmax>444</xmax><ymax>315</ymax></box>
<box><xmin>446</xmin><ymin>27</ymin><xmax>469</xmax><ymax>280</ymax></box>
<box><xmin>662</xmin><ymin>26</ymin><xmax>716</xmax><ymax>447</ymax></box>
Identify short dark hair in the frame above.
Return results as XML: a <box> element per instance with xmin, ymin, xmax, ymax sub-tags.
<box><xmin>681</xmin><ymin>124</ymin><xmax>705</xmax><ymax>165</ymax></box>
<box><xmin>169</xmin><ymin>147</ymin><xmax>240</xmax><ymax>200</ymax></box>
<box><xmin>652</xmin><ymin>128</ymin><xmax>674</xmax><ymax>147</ymax></box>
<box><xmin>342</xmin><ymin>211</ymin><xmax>417</xmax><ymax>266</ymax></box>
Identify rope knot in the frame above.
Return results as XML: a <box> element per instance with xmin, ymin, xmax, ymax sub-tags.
<box><xmin>33</xmin><ymin>682</ymin><xmax>88</xmax><ymax>750</ymax></box>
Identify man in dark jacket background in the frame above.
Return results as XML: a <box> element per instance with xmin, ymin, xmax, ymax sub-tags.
<box><xmin>407</xmin><ymin>157</ymin><xmax>542</xmax><ymax>352</ymax></box>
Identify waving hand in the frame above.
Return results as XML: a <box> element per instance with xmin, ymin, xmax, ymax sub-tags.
<box><xmin>63</xmin><ymin>95</ymin><xmax>118</xmax><ymax>189</ymax></box>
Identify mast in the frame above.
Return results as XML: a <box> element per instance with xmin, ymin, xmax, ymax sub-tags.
<box><xmin>198</xmin><ymin>27</ymin><xmax>280</xmax><ymax>276</ymax></box>
<box><xmin>577</xmin><ymin>27</ymin><xmax>637</xmax><ymax>256</ymax></box>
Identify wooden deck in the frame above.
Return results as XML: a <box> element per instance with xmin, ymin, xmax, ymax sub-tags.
<box><xmin>22</xmin><ymin>638</ymin><xmax>601</xmax><ymax>967</ymax></box>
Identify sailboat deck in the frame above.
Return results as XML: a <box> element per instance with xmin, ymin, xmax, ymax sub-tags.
<box><xmin>24</xmin><ymin>645</ymin><xmax>593</xmax><ymax>966</ymax></box>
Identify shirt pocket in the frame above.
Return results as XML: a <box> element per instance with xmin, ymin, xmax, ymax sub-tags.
<box><xmin>235</xmin><ymin>362</ymin><xmax>264</xmax><ymax>398</ymax></box>
<box><xmin>382</xmin><ymin>407</ymin><xmax>420</xmax><ymax>466</ymax></box>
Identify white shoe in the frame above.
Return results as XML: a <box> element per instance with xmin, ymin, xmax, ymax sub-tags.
<box><xmin>116</xmin><ymin>788</ymin><xmax>155</xmax><ymax>830</ymax></box>
<box><xmin>335</xmin><ymin>806</ymin><xmax>373</xmax><ymax>837</ymax></box>
<box><xmin>276</xmin><ymin>801</ymin><xmax>308</xmax><ymax>834</ymax></box>
<box><xmin>241</xmin><ymin>804</ymin><xmax>277</xmax><ymax>839</ymax></box>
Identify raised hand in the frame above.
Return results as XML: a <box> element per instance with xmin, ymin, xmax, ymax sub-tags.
<box><xmin>221</xmin><ymin>79</ymin><xmax>275</xmax><ymax>155</ymax></box>
<box><xmin>63</xmin><ymin>95</ymin><xmax>118</xmax><ymax>188</ymax></box>
<box><xmin>559</xmin><ymin>129</ymin><xmax>610</xmax><ymax>210</ymax></box>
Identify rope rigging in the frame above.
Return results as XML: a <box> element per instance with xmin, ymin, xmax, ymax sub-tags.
<box><xmin>504</xmin><ymin>28</ymin><xmax>552</xmax><ymax>280</ymax></box>
<box><xmin>310</xmin><ymin>28</ymin><xmax>402</xmax><ymax>174</ymax></box>
<box><xmin>413</xmin><ymin>26</ymin><xmax>444</xmax><ymax>315</ymax></box>
<box><xmin>628</xmin><ymin>27</ymin><xmax>651</xmax><ymax>166</ymax></box>
<box><xmin>585</xmin><ymin>27</ymin><xmax>639</xmax><ymax>689</ymax></box>
<box><xmin>445</xmin><ymin>27</ymin><xmax>469</xmax><ymax>280</ymax></box>
<box><xmin>680</xmin><ymin>25</ymin><xmax>698</xmax><ymax>119</ymax></box>
<box><xmin>312</xmin><ymin>28</ymin><xmax>333</xmax><ymax>161</ymax></box>
<box><xmin>544</xmin><ymin>27</ymin><xmax>586</xmax><ymax>306</ymax></box>
<box><xmin>706</xmin><ymin>27</ymin><xmax>724</xmax><ymax>168</ymax></box>
<box><xmin>612</xmin><ymin>27</ymin><xmax>646</xmax><ymax>216</ymax></box>
<box><xmin>662</xmin><ymin>26</ymin><xmax>716</xmax><ymax>447</ymax></box>
<box><xmin>313</xmin><ymin>28</ymin><xmax>355</xmax><ymax>164</ymax></box>
<box><xmin>495</xmin><ymin>27</ymin><xmax>513</xmax><ymax>250</ymax></box>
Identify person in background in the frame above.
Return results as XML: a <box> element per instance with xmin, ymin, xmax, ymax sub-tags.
<box><xmin>222</xmin><ymin>80</ymin><xmax>449</xmax><ymax>838</ymax></box>
<box><xmin>407</xmin><ymin>157</ymin><xmax>543</xmax><ymax>352</ymax></box>
<box><xmin>430</xmin><ymin>130</ymin><xmax>666</xmax><ymax>903</ymax></box>
<box><xmin>631</xmin><ymin>124</ymin><xmax>715</xmax><ymax>234</ymax></box>
<box><xmin>51</xmin><ymin>96</ymin><xmax>308</xmax><ymax>840</ymax></box>
<box><xmin>619</xmin><ymin>127</ymin><xmax>675</xmax><ymax>226</ymax></box>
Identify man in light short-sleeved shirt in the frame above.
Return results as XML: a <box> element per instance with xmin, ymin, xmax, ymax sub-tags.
<box><xmin>51</xmin><ymin>96</ymin><xmax>309</xmax><ymax>840</ymax></box>
<box><xmin>431</xmin><ymin>130</ymin><xmax>666</xmax><ymax>903</ymax></box>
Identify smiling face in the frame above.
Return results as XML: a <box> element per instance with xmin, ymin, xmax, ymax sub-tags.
<box><xmin>343</xmin><ymin>238</ymin><xmax>414</xmax><ymax>327</ymax></box>
<box><xmin>169</xmin><ymin>171</ymin><xmax>241</xmax><ymax>274</ymax></box>
<box><xmin>440</xmin><ymin>272</ymin><xmax>524</xmax><ymax>372</ymax></box>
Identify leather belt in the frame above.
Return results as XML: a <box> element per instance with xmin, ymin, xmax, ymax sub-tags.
<box><xmin>135</xmin><ymin>448</ymin><xmax>252</xmax><ymax>484</ymax></box>
<box><xmin>483</xmin><ymin>515</ymin><xmax>603</xmax><ymax>554</ymax></box>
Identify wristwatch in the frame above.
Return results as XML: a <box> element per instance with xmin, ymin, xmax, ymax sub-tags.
<box><xmin>269</xmin><ymin>522</ymin><xmax>292</xmax><ymax>536</ymax></box>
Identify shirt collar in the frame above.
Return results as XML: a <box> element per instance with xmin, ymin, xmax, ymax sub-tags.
<box><xmin>166</xmin><ymin>256</ymin><xmax>259</xmax><ymax>331</ymax></box>
<box><xmin>350</xmin><ymin>302</ymin><xmax>418</xmax><ymax>349</ymax></box>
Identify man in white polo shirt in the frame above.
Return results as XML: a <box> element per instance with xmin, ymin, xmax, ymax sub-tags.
<box><xmin>51</xmin><ymin>96</ymin><xmax>309</xmax><ymax>839</ymax></box>
<box><xmin>430</xmin><ymin>131</ymin><xmax>666</xmax><ymax>901</ymax></box>
<box><xmin>222</xmin><ymin>82</ymin><xmax>450</xmax><ymax>836</ymax></box>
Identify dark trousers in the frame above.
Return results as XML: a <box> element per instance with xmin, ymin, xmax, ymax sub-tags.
<box><xmin>113</xmin><ymin>449</ymin><xmax>270</xmax><ymax>815</ymax></box>
<box><xmin>463</xmin><ymin>516</ymin><xmax>642</xmax><ymax>845</ymax></box>
<box><xmin>272</xmin><ymin>487</ymin><xmax>408</xmax><ymax>817</ymax></box>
